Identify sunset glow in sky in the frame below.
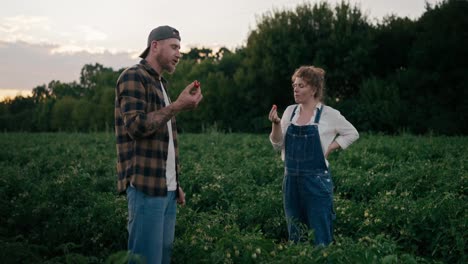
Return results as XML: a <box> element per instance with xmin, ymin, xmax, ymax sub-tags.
<box><xmin>0</xmin><ymin>0</ymin><xmax>441</xmax><ymax>100</ymax></box>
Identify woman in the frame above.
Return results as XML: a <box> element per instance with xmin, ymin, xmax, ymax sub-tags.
<box><xmin>269</xmin><ymin>65</ymin><xmax>359</xmax><ymax>245</ymax></box>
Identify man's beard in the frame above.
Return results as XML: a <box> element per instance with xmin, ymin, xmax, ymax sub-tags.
<box><xmin>157</xmin><ymin>56</ymin><xmax>176</xmax><ymax>74</ymax></box>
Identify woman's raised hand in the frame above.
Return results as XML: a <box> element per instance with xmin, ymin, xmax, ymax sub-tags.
<box><xmin>269</xmin><ymin>104</ymin><xmax>281</xmax><ymax>124</ymax></box>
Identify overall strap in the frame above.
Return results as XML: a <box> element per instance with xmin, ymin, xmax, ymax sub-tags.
<box><xmin>290</xmin><ymin>104</ymin><xmax>324</xmax><ymax>123</ymax></box>
<box><xmin>289</xmin><ymin>105</ymin><xmax>299</xmax><ymax>122</ymax></box>
<box><xmin>314</xmin><ymin>105</ymin><xmax>324</xmax><ymax>124</ymax></box>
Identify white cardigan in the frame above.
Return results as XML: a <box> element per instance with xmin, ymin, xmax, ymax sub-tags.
<box><xmin>270</xmin><ymin>103</ymin><xmax>359</xmax><ymax>163</ymax></box>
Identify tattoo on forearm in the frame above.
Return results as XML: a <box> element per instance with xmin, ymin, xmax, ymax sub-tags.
<box><xmin>146</xmin><ymin>106</ymin><xmax>175</xmax><ymax>131</ymax></box>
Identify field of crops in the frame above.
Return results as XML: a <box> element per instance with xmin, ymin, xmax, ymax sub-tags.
<box><xmin>0</xmin><ymin>132</ymin><xmax>466</xmax><ymax>263</ymax></box>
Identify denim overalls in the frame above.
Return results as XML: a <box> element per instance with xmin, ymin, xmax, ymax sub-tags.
<box><xmin>283</xmin><ymin>105</ymin><xmax>335</xmax><ymax>245</ymax></box>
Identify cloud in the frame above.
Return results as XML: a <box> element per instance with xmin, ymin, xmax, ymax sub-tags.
<box><xmin>0</xmin><ymin>14</ymin><xmax>222</xmax><ymax>98</ymax></box>
<box><xmin>0</xmin><ymin>41</ymin><xmax>137</xmax><ymax>93</ymax></box>
<box><xmin>0</xmin><ymin>15</ymin><xmax>138</xmax><ymax>94</ymax></box>
<box><xmin>76</xmin><ymin>25</ymin><xmax>107</xmax><ymax>42</ymax></box>
<box><xmin>0</xmin><ymin>15</ymin><xmax>53</xmax><ymax>43</ymax></box>
<box><xmin>0</xmin><ymin>15</ymin><xmax>113</xmax><ymax>54</ymax></box>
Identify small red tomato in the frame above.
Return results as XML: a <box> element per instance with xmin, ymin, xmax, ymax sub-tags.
<box><xmin>194</xmin><ymin>80</ymin><xmax>200</xmax><ymax>88</ymax></box>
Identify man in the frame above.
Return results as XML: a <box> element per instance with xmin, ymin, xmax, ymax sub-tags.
<box><xmin>115</xmin><ymin>25</ymin><xmax>203</xmax><ymax>264</ymax></box>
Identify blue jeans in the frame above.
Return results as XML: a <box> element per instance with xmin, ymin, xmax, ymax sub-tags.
<box><xmin>126</xmin><ymin>186</ymin><xmax>177</xmax><ymax>264</ymax></box>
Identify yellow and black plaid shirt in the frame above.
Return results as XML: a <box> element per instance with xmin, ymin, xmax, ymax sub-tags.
<box><xmin>115</xmin><ymin>59</ymin><xmax>179</xmax><ymax>196</ymax></box>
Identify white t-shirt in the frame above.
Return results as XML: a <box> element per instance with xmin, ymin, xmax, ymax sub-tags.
<box><xmin>270</xmin><ymin>103</ymin><xmax>359</xmax><ymax>165</ymax></box>
<box><xmin>160</xmin><ymin>82</ymin><xmax>177</xmax><ymax>191</ymax></box>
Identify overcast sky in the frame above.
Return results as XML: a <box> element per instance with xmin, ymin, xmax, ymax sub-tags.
<box><xmin>0</xmin><ymin>0</ymin><xmax>441</xmax><ymax>100</ymax></box>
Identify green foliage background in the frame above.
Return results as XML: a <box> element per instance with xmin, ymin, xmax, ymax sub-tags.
<box><xmin>1</xmin><ymin>2</ymin><xmax>466</xmax><ymax>263</ymax></box>
<box><xmin>1</xmin><ymin>0</ymin><xmax>467</xmax><ymax>135</ymax></box>
<box><xmin>0</xmin><ymin>132</ymin><xmax>466</xmax><ymax>263</ymax></box>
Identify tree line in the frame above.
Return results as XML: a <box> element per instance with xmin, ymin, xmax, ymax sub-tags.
<box><xmin>1</xmin><ymin>0</ymin><xmax>466</xmax><ymax>134</ymax></box>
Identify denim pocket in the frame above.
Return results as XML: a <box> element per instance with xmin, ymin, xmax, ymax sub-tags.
<box><xmin>317</xmin><ymin>172</ymin><xmax>333</xmax><ymax>195</ymax></box>
<box><xmin>285</xmin><ymin>134</ymin><xmax>316</xmax><ymax>161</ymax></box>
<box><xmin>304</xmin><ymin>172</ymin><xmax>333</xmax><ymax>196</ymax></box>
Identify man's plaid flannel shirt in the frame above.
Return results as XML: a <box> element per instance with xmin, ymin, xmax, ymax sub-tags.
<box><xmin>115</xmin><ymin>59</ymin><xmax>179</xmax><ymax>197</ymax></box>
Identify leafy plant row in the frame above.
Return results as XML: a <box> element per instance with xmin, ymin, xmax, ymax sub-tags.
<box><xmin>0</xmin><ymin>132</ymin><xmax>466</xmax><ymax>263</ymax></box>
